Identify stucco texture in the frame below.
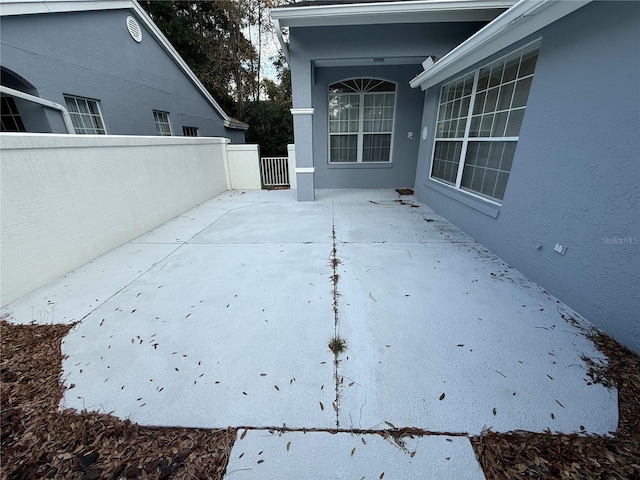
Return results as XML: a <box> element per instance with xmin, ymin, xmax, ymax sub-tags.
<box><xmin>0</xmin><ymin>9</ymin><xmax>244</xmax><ymax>141</ymax></box>
<box><xmin>414</xmin><ymin>1</ymin><xmax>640</xmax><ymax>353</ymax></box>
<box><xmin>288</xmin><ymin>22</ymin><xmax>485</xmax><ymax>189</ymax></box>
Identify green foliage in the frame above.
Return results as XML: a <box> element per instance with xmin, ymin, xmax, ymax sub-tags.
<box><xmin>242</xmin><ymin>100</ymin><xmax>292</xmax><ymax>156</ymax></box>
<box><xmin>139</xmin><ymin>0</ymin><xmax>295</xmax><ymax>154</ymax></box>
<box><xmin>139</xmin><ymin>0</ymin><xmax>258</xmax><ymax>118</ymax></box>
<box><xmin>242</xmin><ymin>50</ymin><xmax>292</xmax><ymax>156</ymax></box>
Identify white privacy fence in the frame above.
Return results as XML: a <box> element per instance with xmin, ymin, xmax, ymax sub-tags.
<box><xmin>0</xmin><ymin>134</ymin><xmax>261</xmax><ymax>306</ymax></box>
<box><xmin>260</xmin><ymin>156</ymin><xmax>290</xmax><ymax>188</ymax></box>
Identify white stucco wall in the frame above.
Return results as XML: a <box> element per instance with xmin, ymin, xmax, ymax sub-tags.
<box><xmin>287</xmin><ymin>144</ymin><xmax>297</xmax><ymax>190</ymax></box>
<box><xmin>0</xmin><ymin>134</ymin><xmax>232</xmax><ymax>306</ymax></box>
<box><xmin>226</xmin><ymin>144</ymin><xmax>262</xmax><ymax>189</ymax></box>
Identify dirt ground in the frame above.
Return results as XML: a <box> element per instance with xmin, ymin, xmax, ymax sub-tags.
<box><xmin>1</xmin><ymin>318</ymin><xmax>639</xmax><ymax>479</ymax></box>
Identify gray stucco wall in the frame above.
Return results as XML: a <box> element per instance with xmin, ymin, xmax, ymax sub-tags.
<box><xmin>289</xmin><ymin>22</ymin><xmax>485</xmax><ymax>189</ymax></box>
<box><xmin>313</xmin><ymin>65</ymin><xmax>424</xmax><ymax>188</ymax></box>
<box><xmin>0</xmin><ymin>10</ymin><xmax>244</xmax><ymax>141</ymax></box>
<box><xmin>413</xmin><ymin>1</ymin><xmax>640</xmax><ymax>353</ymax></box>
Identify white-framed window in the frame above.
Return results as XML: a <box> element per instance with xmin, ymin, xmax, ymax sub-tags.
<box><xmin>153</xmin><ymin>110</ymin><xmax>172</xmax><ymax>136</ymax></box>
<box><xmin>328</xmin><ymin>78</ymin><xmax>396</xmax><ymax>163</ymax></box>
<box><xmin>64</xmin><ymin>95</ymin><xmax>106</xmax><ymax>134</ymax></box>
<box><xmin>1</xmin><ymin>96</ymin><xmax>25</xmax><ymax>132</ymax></box>
<box><xmin>430</xmin><ymin>40</ymin><xmax>540</xmax><ymax>202</ymax></box>
<box><xmin>182</xmin><ymin>126</ymin><xmax>199</xmax><ymax>137</ymax></box>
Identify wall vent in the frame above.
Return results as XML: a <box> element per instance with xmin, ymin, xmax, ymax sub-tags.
<box><xmin>126</xmin><ymin>16</ymin><xmax>142</xmax><ymax>43</ymax></box>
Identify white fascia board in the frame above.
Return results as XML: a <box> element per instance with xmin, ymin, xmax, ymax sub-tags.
<box><xmin>410</xmin><ymin>0</ymin><xmax>593</xmax><ymax>90</ymax></box>
<box><xmin>271</xmin><ymin>0</ymin><xmax>516</xmax><ymax>27</ymax></box>
<box><xmin>0</xmin><ymin>1</ymin><xmax>132</xmax><ymax>16</ymax></box>
<box><xmin>0</xmin><ymin>0</ymin><xmax>246</xmax><ymax>131</ymax></box>
<box><xmin>272</xmin><ymin>17</ymin><xmax>290</xmax><ymax>64</ymax></box>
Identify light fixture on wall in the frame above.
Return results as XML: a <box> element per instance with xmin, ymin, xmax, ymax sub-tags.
<box><xmin>373</xmin><ymin>58</ymin><xmax>385</xmax><ymax>64</ymax></box>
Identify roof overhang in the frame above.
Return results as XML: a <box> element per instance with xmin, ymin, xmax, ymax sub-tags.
<box><xmin>1</xmin><ymin>0</ymin><xmax>248</xmax><ymax>131</ymax></box>
<box><xmin>409</xmin><ymin>0</ymin><xmax>593</xmax><ymax>90</ymax></box>
<box><xmin>271</xmin><ymin>0</ymin><xmax>516</xmax><ymax>28</ymax></box>
<box><xmin>271</xmin><ymin>0</ymin><xmax>515</xmax><ymax>63</ymax></box>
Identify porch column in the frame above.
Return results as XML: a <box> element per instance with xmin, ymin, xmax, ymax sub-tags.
<box><xmin>290</xmin><ymin>108</ymin><xmax>315</xmax><ymax>201</ymax></box>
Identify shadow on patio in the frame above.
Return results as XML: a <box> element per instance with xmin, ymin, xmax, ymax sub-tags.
<box><xmin>2</xmin><ymin>189</ymin><xmax>619</xmax><ymax>479</ymax></box>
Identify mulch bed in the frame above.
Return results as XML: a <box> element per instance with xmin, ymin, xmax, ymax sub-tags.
<box><xmin>2</xmin><ymin>318</ymin><xmax>639</xmax><ymax>479</ymax></box>
<box><xmin>1</xmin><ymin>320</ymin><xmax>234</xmax><ymax>480</ymax></box>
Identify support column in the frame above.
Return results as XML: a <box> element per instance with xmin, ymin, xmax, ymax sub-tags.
<box><xmin>290</xmin><ymin>108</ymin><xmax>315</xmax><ymax>201</ymax></box>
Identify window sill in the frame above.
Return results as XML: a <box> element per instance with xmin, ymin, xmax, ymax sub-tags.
<box><xmin>425</xmin><ymin>179</ymin><xmax>501</xmax><ymax>218</ymax></box>
<box><xmin>327</xmin><ymin>163</ymin><xmax>393</xmax><ymax>169</ymax></box>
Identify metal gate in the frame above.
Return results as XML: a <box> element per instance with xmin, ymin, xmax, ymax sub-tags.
<box><xmin>260</xmin><ymin>156</ymin><xmax>289</xmax><ymax>189</ymax></box>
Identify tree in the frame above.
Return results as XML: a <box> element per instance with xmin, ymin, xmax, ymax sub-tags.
<box><xmin>140</xmin><ymin>0</ymin><xmax>294</xmax><ymax>153</ymax></box>
<box><xmin>139</xmin><ymin>1</ymin><xmax>258</xmax><ymax>117</ymax></box>
<box><xmin>243</xmin><ymin>52</ymin><xmax>292</xmax><ymax>155</ymax></box>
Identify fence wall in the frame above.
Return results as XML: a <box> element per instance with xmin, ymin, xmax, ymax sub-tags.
<box><xmin>0</xmin><ymin>134</ymin><xmax>255</xmax><ymax>306</ymax></box>
<box><xmin>227</xmin><ymin>144</ymin><xmax>262</xmax><ymax>189</ymax></box>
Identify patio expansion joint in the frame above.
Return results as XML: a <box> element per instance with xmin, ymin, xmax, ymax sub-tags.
<box><xmin>329</xmin><ymin>202</ymin><xmax>344</xmax><ymax>428</ymax></box>
<box><xmin>233</xmin><ymin>425</ymin><xmax>470</xmax><ymax>438</ymax></box>
<box><xmin>75</xmin><ymin>244</ymin><xmax>184</xmax><ymax>324</ymax></box>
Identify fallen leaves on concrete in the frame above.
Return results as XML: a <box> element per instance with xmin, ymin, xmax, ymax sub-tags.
<box><xmin>3</xmin><ymin>318</ymin><xmax>639</xmax><ymax>479</ymax></box>
<box><xmin>471</xmin><ymin>329</ymin><xmax>640</xmax><ymax>479</ymax></box>
<box><xmin>1</xmin><ymin>320</ymin><xmax>234</xmax><ymax>480</ymax></box>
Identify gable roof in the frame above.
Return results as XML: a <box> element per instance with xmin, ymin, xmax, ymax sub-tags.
<box><xmin>0</xmin><ymin>0</ymin><xmax>248</xmax><ymax>130</ymax></box>
<box><xmin>409</xmin><ymin>0</ymin><xmax>593</xmax><ymax>90</ymax></box>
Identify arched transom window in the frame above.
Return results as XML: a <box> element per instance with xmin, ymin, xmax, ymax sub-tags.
<box><xmin>328</xmin><ymin>79</ymin><xmax>396</xmax><ymax>163</ymax></box>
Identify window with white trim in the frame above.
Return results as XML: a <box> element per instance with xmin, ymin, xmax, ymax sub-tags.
<box><xmin>430</xmin><ymin>41</ymin><xmax>540</xmax><ymax>202</ymax></box>
<box><xmin>182</xmin><ymin>126</ymin><xmax>199</xmax><ymax>137</ymax></box>
<box><xmin>153</xmin><ymin>110</ymin><xmax>172</xmax><ymax>136</ymax></box>
<box><xmin>64</xmin><ymin>95</ymin><xmax>106</xmax><ymax>134</ymax></box>
<box><xmin>1</xmin><ymin>96</ymin><xmax>25</xmax><ymax>132</ymax></box>
<box><xmin>328</xmin><ymin>79</ymin><xmax>396</xmax><ymax>163</ymax></box>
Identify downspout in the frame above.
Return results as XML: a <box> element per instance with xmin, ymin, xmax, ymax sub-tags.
<box><xmin>0</xmin><ymin>85</ymin><xmax>76</xmax><ymax>134</ymax></box>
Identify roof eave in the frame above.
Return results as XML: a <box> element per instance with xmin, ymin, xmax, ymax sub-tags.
<box><xmin>409</xmin><ymin>0</ymin><xmax>593</xmax><ymax>90</ymax></box>
<box><xmin>271</xmin><ymin>0</ymin><xmax>517</xmax><ymax>27</ymax></box>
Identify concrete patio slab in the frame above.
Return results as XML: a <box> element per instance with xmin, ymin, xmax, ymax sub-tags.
<box><xmin>2</xmin><ymin>242</ymin><xmax>179</xmax><ymax>325</ymax></box>
<box><xmin>333</xmin><ymin>200</ymin><xmax>473</xmax><ymax>244</ymax></box>
<box><xmin>190</xmin><ymin>201</ymin><xmax>334</xmax><ymax>244</ymax></box>
<box><xmin>336</xmin><ymin>241</ymin><xmax>617</xmax><ymax>435</ymax></box>
<box><xmin>224</xmin><ymin>430</ymin><xmax>485</xmax><ymax>480</ymax></box>
<box><xmin>60</xmin><ymin>242</ymin><xmax>337</xmax><ymax>428</ymax></box>
<box><xmin>132</xmin><ymin>203</ymin><xmax>230</xmax><ymax>244</ymax></box>
<box><xmin>1</xmin><ymin>188</ymin><xmax>620</xmax><ymax>478</ymax></box>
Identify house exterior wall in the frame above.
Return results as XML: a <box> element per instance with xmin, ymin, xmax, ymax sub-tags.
<box><xmin>0</xmin><ymin>10</ymin><xmax>245</xmax><ymax>142</ymax></box>
<box><xmin>413</xmin><ymin>1</ymin><xmax>640</xmax><ymax>353</ymax></box>
<box><xmin>288</xmin><ymin>22</ymin><xmax>485</xmax><ymax>193</ymax></box>
<box><xmin>313</xmin><ymin>65</ymin><xmax>424</xmax><ymax>188</ymax></box>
